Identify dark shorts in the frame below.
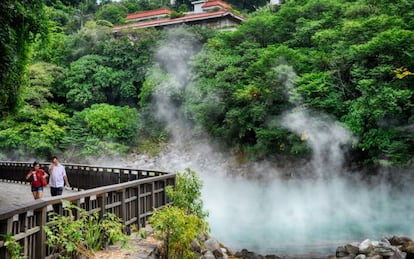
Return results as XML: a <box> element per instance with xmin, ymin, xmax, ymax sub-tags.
<box><xmin>31</xmin><ymin>186</ymin><xmax>44</xmax><ymax>192</ymax></box>
<box><xmin>50</xmin><ymin>187</ymin><xmax>63</xmax><ymax>196</ymax></box>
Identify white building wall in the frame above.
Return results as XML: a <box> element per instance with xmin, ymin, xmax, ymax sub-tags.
<box><xmin>192</xmin><ymin>0</ymin><xmax>207</xmax><ymax>13</ymax></box>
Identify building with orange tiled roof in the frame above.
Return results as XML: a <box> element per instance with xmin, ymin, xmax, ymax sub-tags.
<box><xmin>202</xmin><ymin>0</ymin><xmax>232</xmax><ymax>11</ymax></box>
<box><xmin>126</xmin><ymin>8</ymin><xmax>171</xmax><ymax>23</ymax></box>
<box><xmin>116</xmin><ymin>0</ymin><xmax>244</xmax><ymax>32</ymax></box>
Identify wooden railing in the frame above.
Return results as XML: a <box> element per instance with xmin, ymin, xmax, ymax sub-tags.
<box><xmin>0</xmin><ymin>161</ymin><xmax>170</xmax><ymax>189</ymax></box>
<box><xmin>0</xmin><ymin>161</ymin><xmax>175</xmax><ymax>259</ymax></box>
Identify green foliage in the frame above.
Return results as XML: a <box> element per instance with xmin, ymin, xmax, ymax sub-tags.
<box><xmin>95</xmin><ymin>3</ymin><xmax>128</xmax><ymax>25</ymax></box>
<box><xmin>186</xmin><ymin>0</ymin><xmax>414</xmax><ymax>166</ymax></box>
<box><xmin>0</xmin><ymin>0</ymin><xmax>48</xmax><ymax>114</ymax></box>
<box><xmin>64</xmin><ymin>54</ymin><xmax>116</xmax><ymax>108</ymax></box>
<box><xmin>63</xmin><ymin>103</ymin><xmax>140</xmax><ymax>159</ymax></box>
<box><xmin>1</xmin><ymin>233</ymin><xmax>25</xmax><ymax>259</ymax></box>
<box><xmin>149</xmin><ymin>168</ymin><xmax>209</xmax><ymax>258</ymax></box>
<box><xmin>166</xmin><ymin>168</ymin><xmax>209</xmax><ymax>219</ymax></box>
<box><xmin>0</xmin><ymin>104</ymin><xmax>68</xmax><ymax>159</ymax></box>
<box><xmin>295</xmin><ymin>72</ymin><xmax>344</xmax><ymax>116</ymax></box>
<box><xmin>3</xmin><ymin>0</ymin><xmax>413</xmax><ymax>167</ymax></box>
<box><xmin>58</xmin><ymin>25</ymin><xmax>158</xmax><ymax>109</ymax></box>
<box><xmin>149</xmin><ymin>205</ymin><xmax>208</xmax><ymax>259</ymax></box>
<box><xmin>26</xmin><ymin>62</ymin><xmax>66</xmax><ymax>106</ymax></box>
<box><xmin>44</xmin><ymin>200</ymin><xmax>127</xmax><ymax>258</ymax></box>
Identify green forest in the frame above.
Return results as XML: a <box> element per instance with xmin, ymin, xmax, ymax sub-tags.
<box><xmin>0</xmin><ymin>0</ymin><xmax>413</xmax><ymax>169</ymax></box>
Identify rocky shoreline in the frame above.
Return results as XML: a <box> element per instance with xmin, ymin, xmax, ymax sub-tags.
<box><xmin>176</xmin><ymin>234</ymin><xmax>414</xmax><ymax>259</ymax></box>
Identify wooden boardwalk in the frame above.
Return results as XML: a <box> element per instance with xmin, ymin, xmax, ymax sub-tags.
<box><xmin>0</xmin><ymin>181</ymin><xmax>77</xmax><ymax>211</ymax></box>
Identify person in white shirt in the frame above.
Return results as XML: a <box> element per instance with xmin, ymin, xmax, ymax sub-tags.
<box><xmin>49</xmin><ymin>156</ymin><xmax>70</xmax><ymax>196</ymax></box>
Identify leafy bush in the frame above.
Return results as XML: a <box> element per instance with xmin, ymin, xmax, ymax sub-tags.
<box><xmin>1</xmin><ymin>233</ymin><xmax>24</xmax><ymax>259</ymax></box>
<box><xmin>63</xmin><ymin>103</ymin><xmax>140</xmax><ymax>160</ymax></box>
<box><xmin>0</xmin><ymin>104</ymin><xmax>69</xmax><ymax>159</ymax></box>
<box><xmin>166</xmin><ymin>168</ymin><xmax>209</xmax><ymax>219</ymax></box>
<box><xmin>44</xmin><ymin>200</ymin><xmax>127</xmax><ymax>258</ymax></box>
<box><xmin>149</xmin><ymin>168</ymin><xmax>209</xmax><ymax>258</ymax></box>
<box><xmin>149</xmin><ymin>205</ymin><xmax>208</xmax><ymax>259</ymax></box>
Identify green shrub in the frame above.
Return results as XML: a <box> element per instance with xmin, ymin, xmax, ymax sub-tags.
<box><xmin>1</xmin><ymin>233</ymin><xmax>25</xmax><ymax>259</ymax></box>
<box><xmin>149</xmin><ymin>168</ymin><xmax>210</xmax><ymax>258</ymax></box>
<box><xmin>166</xmin><ymin>168</ymin><xmax>209</xmax><ymax>219</ymax></box>
<box><xmin>44</xmin><ymin>200</ymin><xmax>127</xmax><ymax>258</ymax></box>
<box><xmin>149</xmin><ymin>205</ymin><xmax>208</xmax><ymax>259</ymax></box>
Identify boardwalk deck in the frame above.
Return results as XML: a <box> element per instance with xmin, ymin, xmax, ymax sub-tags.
<box><xmin>0</xmin><ymin>182</ymin><xmax>78</xmax><ymax>210</ymax></box>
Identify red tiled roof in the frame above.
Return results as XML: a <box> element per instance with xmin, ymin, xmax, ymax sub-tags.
<box><xmin>114</xmin><ymin>10</ymin><xmax>244</xmax><ymax>31</ymax></box>
<box><xmin>126</xmin><ymin>8</ymin><xmax>171</xmax><ymax>21</ymax></box>
<box><xmin>203</xmin><ymin>0</ymin><xmax>231</xmax><ymax>10</ymax></box>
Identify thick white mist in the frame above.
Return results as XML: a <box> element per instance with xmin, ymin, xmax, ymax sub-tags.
<box><xmin>142</xmin><ymin>28</ymin><xmax>414</xmax><ymax>255</ymax></box>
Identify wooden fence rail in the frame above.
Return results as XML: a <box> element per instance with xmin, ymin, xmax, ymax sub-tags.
<box><xmin>0</xmin><ymin>161</ymin><xmax>169</xmax><ymax>189</ymax></box>
<box><xmin>0</xmin><ymin>161</ymin><xmax>175</xmax><ymax>259</ymax></box>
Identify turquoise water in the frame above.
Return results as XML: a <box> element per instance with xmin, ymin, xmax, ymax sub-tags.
<box><xmin>202</xmin><ymin>175</ymin><xmax>414</xmax><ymax>255</ymax></box>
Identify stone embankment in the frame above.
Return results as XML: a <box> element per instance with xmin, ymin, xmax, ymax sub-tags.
<box><xmin>332</xmin><ymin>236</ymin><xmax>414</xmax><ymax>259</ymax></box>
<box><xmin>144</xmin><ymin>234</ymin><xmax>414</xmax><ymax>259</ymax></box>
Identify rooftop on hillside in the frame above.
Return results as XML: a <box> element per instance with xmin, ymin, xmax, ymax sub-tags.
<box><xmin>115</xmin><ymin>0</ymin><xmax>244</xmax><ymax>32</ymax></box>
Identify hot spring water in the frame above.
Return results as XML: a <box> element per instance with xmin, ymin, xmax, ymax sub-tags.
<box><xmin>202</xmin><ymin>174</ymin><xmax>414</xmax><ymax>255</ymax></box>
<box><xmin>148</xmin><ymin>29</ymin><xmax>414</xmax><ymax>256</ymax></box>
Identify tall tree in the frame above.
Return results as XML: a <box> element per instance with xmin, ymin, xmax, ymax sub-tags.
<box><xmin>0</xmin><ymin>0</ymin><xmax>48</xmax><ymax>115</ymax></box>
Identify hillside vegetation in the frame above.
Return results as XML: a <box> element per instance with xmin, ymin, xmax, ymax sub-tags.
<box><xmin>0</xmin><ymin>0</ymin><xmax>413</xmax><ymax>168</ymax></box>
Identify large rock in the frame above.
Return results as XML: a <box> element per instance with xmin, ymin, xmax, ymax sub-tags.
<box><xmin>234</xmin><ymin>249</ymin><xmax>266</xmax><ymax>259</ymax></box>
<box><xmin>204</xmin><ymin>238</ymin><xmax>225</xmax><ymax>258</ymax></box>
<box><xmin>192</xmin><ymin>238</ymin><xmax>202</xmax><ymax>253</ymax></box>
<box><xmin>345</xmin><ymin>242</ymin><xmax>360</xmax><ymax>256</ymax></box>
<box><xmin>336</xmin><ymin>245</ymin><xmax>349</xmax><ymax>257</ymax></box>
<box><xmin>371</xmin><ymin>241</ymin><xmax>396</xmax><ymax>257</ymax></box>
<box><xmin>401</xmin><ymin>241</ymin><xmax>414</xmax><ymax>259</ymax></box>
<box><xmin>389</xmin><ymin>236</ymin><xmax>413</xmax><ymax>246</ymax></box>
<box><xmin>202</xmin><ymin>250</ymin><xmax>216</xmax><ymax>259</ymax></box>
<box><xmin>359</xmin><ymin>239</ymin><xmax>374</xmax><ymax>254</ymax></box>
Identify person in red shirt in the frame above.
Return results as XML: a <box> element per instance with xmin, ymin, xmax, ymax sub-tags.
<box><xmin>26</xmin><ymin>161</ymin><xmax>49</xmax><ymax>200</ymax></box>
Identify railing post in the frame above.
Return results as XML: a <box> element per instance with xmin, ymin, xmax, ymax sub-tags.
<box><xmin>36</xmin><ymin>207</ymin><xmax>47</xmax><ymax>259</ymax></box>
<box><xmin>120</xmin><ymin>190</ymin><xmax>126</xmax><ymax>228</ymax></box>
<box><xmin>97</xmin><ymin>194</ymin><xmax>106</xmax><ymax>219</ymax></box>
<box><xmin>163</xmin><ymin>179</ymin><xmax>167</xmax><ymax>206</ymax></box>
<box><xmin>136</xmin><ymin>184</ymin><xmax>142</xmax><ymax>229</ymax></box>
<box><xmin>151</xmin><ymin>182</ymin><xmax>155</xmax><ymax>211</ymax></box>
<box><xmin>4</xmin><ymin>217</ymin><xmax>13</xmax><ymax>259</ymax></box>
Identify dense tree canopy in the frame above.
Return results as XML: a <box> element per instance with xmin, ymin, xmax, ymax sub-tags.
<box><xmin>0</xmin><ymin>0</ymin><xmax>48</xmax><ymax>114</ymax></box>
<box><xmin>183</xmin><ymin>0</ymin><xmax>414</xmax><ymax>165</ymax></box>
<box><xmin>0</xmin><ymin>0</ymin><xmax>413</xmax><ymax>168</ymax></box>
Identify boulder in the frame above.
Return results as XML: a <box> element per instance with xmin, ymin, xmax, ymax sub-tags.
<box><xmin>191</xmin><ymin>238</ymin><xmax>202</xmax><ymax>253</ymax></box>
<box><xmin>389</xmin><ymin>250</ymin><xmax>407</xmax><ymax>259</ymax></box>
<box><xmin>336</xmin><ymin>245</ymin><xmax>349</xmax><ymax>257</ymax></box>
<box><xmin>371</xmin><ymin>241</ymin><xmax>396</xmax><ymax>257</ymax></box>
<box><xmin>345</xmin><ymin>242</ymin><xmax>360</xmax><ymax>256</ymax></box>
<box><xmin>401</xmin><ymin>241</ymin><xmax>414</xmax><ymax>259</ymax></box>
<box><xmin>359</xmin><ymin>239</ymin><xmax>374</xmax><ymax>254</ymax></box>
<box><xmin>202</xmin><ymin>250</ymin><xmax>216</xmax><ymax>259</ymax></box>
<box><xmin>389</xmin><ymin>236</ymin><xmax>413</xmax><ymax>246</ymax></box>
<box><xmin>234</xmin><ymin>249</ymin><xmax>264</xmax><ymax>259</ymax></box>
<box><xmin>205</xmin><ymin>238</ymin><xmax>225</xmax><ymax>258</ymax></box>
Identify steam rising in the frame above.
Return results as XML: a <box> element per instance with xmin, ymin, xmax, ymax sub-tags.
<box><xmin>281</xmin><ymin>110</ymin><xmax>353</xmax><ymax>178</ymax></box>
<box><xmin>144</xmin><ymin>28</ymin><xmax>414</xmax><ymax>255</ymax></box>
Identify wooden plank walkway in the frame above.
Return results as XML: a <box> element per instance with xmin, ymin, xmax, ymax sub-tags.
<box><xmin>0</xmin><ymin>181</ymin><xmax>78</xmax><ymax>211</ymax></box>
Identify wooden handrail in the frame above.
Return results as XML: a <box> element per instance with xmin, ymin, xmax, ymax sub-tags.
<box><xmin>0</xmin><ymin>161</ymin><xmax>170</xmax><ymax>189</ymax></box>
